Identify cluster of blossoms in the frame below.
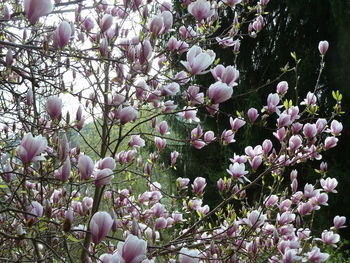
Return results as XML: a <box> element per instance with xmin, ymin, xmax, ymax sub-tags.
<box><xmin>0</xmin><ymin>0</ymin><xmax>345</xmax><ymax>262</ymax></box>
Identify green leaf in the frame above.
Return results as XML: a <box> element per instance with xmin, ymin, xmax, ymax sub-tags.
<box><xmin>67</xmin><ymin>235</ymin><xmax>79</xmax><ymax>242</ymax></box>
<box><xmin>290</xmin><ymin>52</ymin><xmax>297</xmax><ymax>60</ymax></box>
<box><xmin>0</xmin><ymin>184</ymin><xmax>8</xmax><ymax>188</ymax></box>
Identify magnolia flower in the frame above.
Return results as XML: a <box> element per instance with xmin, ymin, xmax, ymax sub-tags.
<box><xmin>94</xmin><ymin>168</ymin><xmax>114</xmax><ymax>186</ymax></box>
<box><xmin>6</xmin><ymin>49</ymin><xmax>13</xmax><ymax>66</ymax></box>
<box><xmin>181</xmin><ymin>45</ymin><xmax>215</xmax><ymax>75</ymax></box>
<box><xmin>17</xmin><ymin>133</ymin><xmax>47</xmax><ymax>164</ymax></box>
<box><xmin>243</xmin><ymin>210</ymin><xmax>266</xmax><ymax>229</ymax></box>
<box><xmin>78</xmin><ymin>155</ymin><xmax>94</xmax><ymax>180</ymax></box>
<box><xmin>149</xmin><ymin>15</ymin><xmax>164</xmax><ymax>36</ymax></box>
<box><xmin>247</xmin><ymin>108</ymin><xmax>259</xmax><ymax>123</ymax></box>
<box><xmin>321</xmin><ymin>230</ymin><xmax>340</xmax><ymax>246</ymax></box>
<box><xmin>301</xmin><ymin>92</ymin><xmax>317</xmax><ymax>106</ymax></box>
<box><xmin>170</xmin><ymin>151</ymin><xmax>179</xmax><ymax>166</ymax></box>
<box><xmin>320</xmin><ymin>177</ymin><xmax>338</xmax><ymax>193</ymax></box>
<box><xmin>117</xmin><ymin>106</ymin><xmax>138</xmax><ymax>124</ymax></box>
<box><xmin>188</xmin><ymin>0</ymin><xmax>212</xmax><ymax>21</ymax></box>
<box><xmin>129</xmin><ymin>135</ymin><xmax>145</xmax><ymax>148</ymax></box>
<box><xmin>100</xmin><ymin>14</ymin><xmax>113</xmax><ymax>32</ymax></box>
<box><xmin>306</xmin><ymin>246</ymin><xmax>329</xmax><ymax>263</ymax></box>
<box><xmin>265</xmin><ymin>93</ymin><xmax>280</xmax><ymax>112</ymax></box>
<box><xmin>177</xmin><ymin>177</ymin><xmax>190</xmax><ymax>190</ymax></box>
<box><xmin>24</xmin><ymin>0</ymin><xmax>53</xmax><ymax>24</ymax></box>
<box><xmin>207</xmin><ymin>82</ymin><xmax>233</xmax><ymax>104</ymax></box>
<box><xmin>227</xmin><ymin>162</ymin><xmax>248</xmax><ymax>180</ymax></box>
<box><xmin>318</xmin><ymin>41</ymin><xmax>329</xmax><ymax>55</ymax></box>
<box><xmin>211</xmin><ymin>65</ymin><xmax>239</xmax><ymax>87</ymax></box>
<box><xmin>89</xmin><ymin>212</ymin><xmax>113</xmax><ymax>244</ymax></box>
<box><xmin>192</xmin><ymin>177</ymin><xmax>206</xmax><ymax>195</ymax></box>
<box><xmin>46</xmin><ymin>96</ymin><xmax>62</xmax><ymax>120</ymax></box>
<box><xmin>230</xmin><ymin>117</ymin><xmax>245</xmax><ymax>132</ymax></box>
<box><xmin>83</xmin><ymin>17</ymin><xmax>94</xmax><ymax>31</ymax></box>
<box><xmin>115</xmin><ymin>234</ymin><xmax>147</xmax><ymax>262</ymax></box>
<box><xmin>276</xmin><ymin>81</ymin><xmax>288</xmax><ymax>95</ymax></box>
<box><xmin>54</xmin><ymin>157</ymin><xmax>71</xmax><ymax>182</ymax></box>
<box><xmin>180</xmin><ymin>107</ymin><xmax>200</xmax><ymax>122</ymax></box>
<box><xmin>97</xmin><ymin>157</ymin><xmax>116</xmax><ymax>170</ymax></box>
<box><xmin>329</xmin><ymin>120</ymin><xmax>343</xmax><ymax>136</ymax></box>
<box><xmin>333</xmin><ymin>216</ymin><xmax>346</xmax><ymax>229</ymax></box>
<box><xmin>28</xmin><ymin>201</ymin><xmax>43</xmax><ymax>223</ymax></box>
<box><xmin>56</xmin><ymin>21</ymin><xmax>71</xmax><ymax>49</ymax></box>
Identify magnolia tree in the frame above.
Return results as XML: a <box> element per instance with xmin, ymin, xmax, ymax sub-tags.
<box><xmin>0</xmin><ymin>0</ymin><xmax>346</xmax><ymax>262</ymax></box>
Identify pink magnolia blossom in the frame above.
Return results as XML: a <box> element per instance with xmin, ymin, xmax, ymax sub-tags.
<box><xmin>289</xmin><ymin>135</ymin><xmax>302</xmax><ymax>152</ymax></box>
<box><xmin>250</xmin><ymin>156</ymin><xmax>262</xmax><ymax>170</ymax></box>
<box><xmin>46</xmin><ymin>96</ymin><xmax>62</xmax><ymax>120</ymax></box>
<box><xmin>149</xmin><ymin>15</ymin><xmax>164</xmax><ymax>36</ymax></box>
<box><xmin>188</xmin><ymin>0</ymin><xmax>213</xmax><ymax>21</ymax></box>
<box><xmin>320</xmin><ymin>177</ymin><xmax>338</xmax><ymax>193</ymax></box>
<box><xmin>230</xmin><ymin>117</ymin><xmax>246</xmax><ymax>132</ymax></box>
<box><xmin>276</xmin><ymin>81</ymin><xmax>288</xmax><ymax>95</ymax></box>
<box><xmin>318</xmin><ymin>41</ymin><xmax>329</xmax><ymax>55</ymax></box>
<box><xmin>158</xmin><ymin>121</ymin><xmax>169</xmax><ymax>135</ymax></box>
<box><xmin>94</xmin><ymin>168</ymin><xmax>114</xmax><ymax>186</ymax></box>
<box><xmin>170</xmin><ymin>151</ymin><xmax>179</xmax><ymax>166</ymax></box>
<box><xmin>247</xmin><ymin>108</ymin><xmax>259</xmax><ymax>123</ymax></box>
<box><xmin>207</xmin><ymin>81</ymin><xmax>233</xmax><ymax>104</ymax></box>
<box><xmin>17</xmin><ymin>133</ymin><xmax>47</xmax><ymax>164</ymax></box>
<box><xmin>192</xmin><ymin>177</ymin><xmax>206</xmax><ymax>195</ymax></box>
<box><xmin>221</xmin><ymin>129</ymin><xmax>235</xmax><ymax>144</ymax></box>
<box><xmin>177</xmin><ymin>177</ymin><xmax>190</xmax><ymax>190</ymax></box>
<box><xmin>333</xmin><ymin>215</ymin><xmax>346</xmax><ymax>229</ymax></box>
<box><xmin>161</xmin><ymin>11</ymin><xmax>173</xmax><ymax>32</ymax></box>
<box><xmin>54</xmin><ymin>158</ymin><xmax>71</xmax><ymax>182</ymax></box>
<box><xmin>243</xmin><ymin>210</ymin><xmax>266</xmax><ymax>229</ymax></box>
<box><xmin>266</xmin><ymin>93</ymin><xmax>280</xmax><ymax>113</ymax></box>
<box><xmin>89</xmin><ymin>212</ymin><xmax>113</xmax><ymax>244</ymax></box>
<box><xmin>211</xmin><ymin>65</ymin><xmax>239</xmax><ymax>87</ymax></box>
<box><xmin>117</xmin><ymin>106</ymin><xmax>138</xmax><ymax>124</ymax></box>
<box><xmin>29</xmin><ymin>201</ymin><xmax>43</xmax><ymax>221</ymax></box>
<box><xmin>306</xmin><ymin>246</ymin><xmax>329</xmax><ymax>263</ymax></box>
<box><xmin>83</xmin><ymin>17</ymin><xmax>94</xmax><ymax>31</ymax></box>
<box><xmin>301</xmin><ymin>92</ymin><xmax>317</xmax><ymax>106</ymax></box>
<box><xmin>115</xmin><ymin>234</ymin><xmax>147</xmax><ymax>262</ymax></box>
<box><xmin>329</xmin><ymin>120</ymin><xmax>343</xmax><ymax>136</ymax></box>
<box><xmin>97</xmin><ymin>157</ymin><xmax>116</xmax><ymax>170</ymax></box>
<box><xmin>316</xmin><ymin>118</ymin><xmax>327</xmax><ymax>133</ymax></box>
<box><xmin>56</xmin><ymin>21</ymin><xmax>71</xmax><ymax>49</ymax></box>
<box><xmin>204</xmin><ymin>131</ymin><xmax>216</xmax><ymax>143</ymax></box>
<box><xmin>24</xmin><ymin>0</ymin><xmax>53</xmax><ymax>24</ymax></box>
<box><xmin>6</xmin><ymin>49</ymin><xmax>13</xmax><ymax>66</ymax></box>
<box><xmin>154</xmin><ymin>137</ymin><xmax>167</xmax><ymax>151</ymax></box>
<box><xmin>273</xmin><ymin>127</ymin><xmax>286</xmax><ymax>142</ymax></box>
<box><xmin>99</xmin><ymin>38</ymin><xmax>108</xmax><ymax>57</ymax></box>
<box><xmin>227</xmin><ymin>162</ymin><xmax>248</xmax><ymax>180</ymax></box>
<box><xmin>78</xmin><ymin>155</ymin><xmax>94</xmax><ymax>180</ymax></box>
<box><xmin>100</xmin><ymin>14</ymin><xmax>113</xmax><ymax>32</ymax></box>
<box><xmin>181</xmin><ymin>45</ymin><xmax>215</xmax><ymax>75</ymax></box>
<box><xmin>129</xmin><ymin>135</ymin><xmax>145</xmax><ymax>148</ymax></box>
<box><xmin>324</xmin><ymin>136</ymin><xmax>338</xmax><ymax>149</ymax></box>
<box><xmin>303</xmin><ymin>123</ymin><xmax>317</xmax><ymax>138</ymax></box>
<box><xmin>180</xmin><ymin>107</ymin><xmax>200</xmax><ymax>122</ymax></box>
<box><xmin>321</xmin><ymin>230</ymin><xmax>340</xmax><ymax>246</ymax></box>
